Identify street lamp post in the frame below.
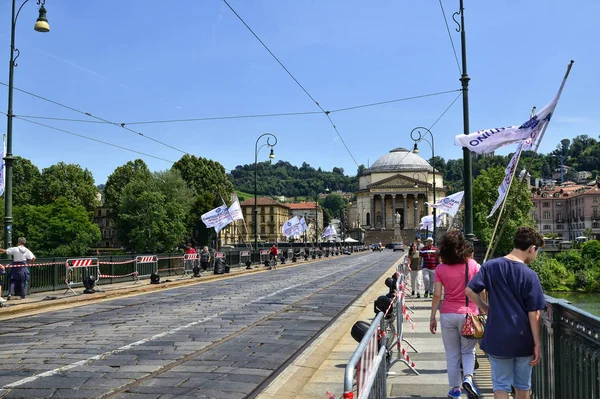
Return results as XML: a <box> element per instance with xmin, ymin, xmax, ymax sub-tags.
<box><xmin>4</xmin><ymin>0</ymin><xmax>50</xmax><ymax>250</ymax></box>
<box><xmin>411</xmin><ymin>127</ymin><xmax>437</xmax><ymax>243</ymax></box>
<box><xmin>253</xmin><ymin>133</ymin><xmax>277</xmax><ymax>263</ymax></box>
<box><xmin>454</xmin><ymin>0</ymin><xmax>473</xmax><ymax>242</ymax></box>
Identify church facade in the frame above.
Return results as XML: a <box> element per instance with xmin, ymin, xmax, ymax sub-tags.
<box><xmin>350</xmin><ymin>147</ymin><xmax>445</xmax><ymax>243</ymax></box>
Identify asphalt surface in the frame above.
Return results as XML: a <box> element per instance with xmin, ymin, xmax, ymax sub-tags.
<box><xmin>0</xmin><ymin>250</ymin><xmax>402</xmax><ymax>399</ymax></box>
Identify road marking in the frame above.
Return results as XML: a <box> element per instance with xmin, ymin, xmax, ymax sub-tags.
<box><xmin>0</xmin><ymin>253</ymin><xmax>388</xmax><ymax>392</ymax></box>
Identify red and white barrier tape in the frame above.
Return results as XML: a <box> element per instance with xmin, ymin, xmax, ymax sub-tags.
<box><xmin>98</xmin><ymin>271</ymin><xmax>138</xmax><ymax>279</ymax></box>
<box><xmin>98</xmin><ymin>259</ymin><xmax>137</xmax><ymax>265</ymax></box>
<box><xmin>401</xmin><ymin>348</ymin><xmax>416</xmax><ymax>368</ymax></box>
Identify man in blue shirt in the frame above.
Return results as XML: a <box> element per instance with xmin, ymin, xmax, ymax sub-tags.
<box><xmin>466</xmin><ymin>227</ymin><xmax>546</xmax><ymax>399</ymax></box>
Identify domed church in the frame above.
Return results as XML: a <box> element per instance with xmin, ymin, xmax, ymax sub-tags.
<box><xmin>351</xmin><ymin>147</ymin><xmax>446</xmax><ymax>243</ymax></box>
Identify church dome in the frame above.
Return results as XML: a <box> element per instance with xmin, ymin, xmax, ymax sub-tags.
<box><xmin>367</xmin><ymin>147</ymin><xmax>434</xmax><ymax>173</ymax></box>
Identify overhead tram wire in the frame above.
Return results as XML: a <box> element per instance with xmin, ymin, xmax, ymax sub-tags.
<box><xmin>1</xmin><ymin>112</ymin><xmax>176</xmax><ymax>163</ymax></box>
<box><xmin>363</xmin><ymin>89</ymin><xmax>463</xmax><ymax>187</ymax></box>
<box><xmin>11</xmin><ymin>88</ymin><xmax>460</xmax><ymax>126</ymax></box>
<box><xmin>222</xmin><ymin>0</ymin><xmax>361</xmax><ymax>168</ymax></box>
<box><xmin>0</xmin><ymin>82</ymin><xmax>186</xmax><ymax>155</ymax></box>
<box><xmin>438</xmin><ymin>0</ymin><xmax>462</xmax><ymax>75</ymax></box>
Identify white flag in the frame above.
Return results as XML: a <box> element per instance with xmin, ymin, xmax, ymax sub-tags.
<box><xmin>487</xmin><ymin>144</ymin><xmax>523</xmax><ymax>218</ymax></box>
<box><xmin>299</xmin><ymin>217</ymin><xmax>308</xmax><ymax>233</ymax></box>
<box><xmin>282</xmin><ymin>216</ymin><xmax>301</xmax><ymax>237</ymax></box>
<box><xmin>0</xmin><ymin>135</ymin><xmax>5</xmax><ymax>196</ymax></box>
<box><xmin>454</xmin><ymin>63</ymin><xmax>572</xmax><ymax>154</ymax></box>
<box><xmin>202</xmin><ymin>204</ymin><xmax>234</xmax><ymax>233</ymax></box>
<box><xmin>418</xmin><ymin>212</ymin><xmax>445</xmax><ymax>230</ymax></box>
<box><xmin>322</xmin><ymin>225</ymin><xmax>335</xmax><ymax>238</ymax></box>
<box><xmin>227</xmin><ymin>200</ymin><xmax>244</xmax><ymax>221</ymax></box>
<box><xmin>426</xmin><ymin>191</ymin><xmax>464</xmax><ymax>217</ymax></box>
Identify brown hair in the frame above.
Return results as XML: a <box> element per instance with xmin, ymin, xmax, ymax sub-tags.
<box><xmin>513</xmin><ymin>226</ymin><xmax>544</xmax><ymax>251</ymax></box>
<box><xmin>438</xmin><ymin>231</ymin><xmax>469</xmax><ymax>265</ymax></box>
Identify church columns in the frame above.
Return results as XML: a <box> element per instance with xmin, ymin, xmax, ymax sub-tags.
<box><xmin>381</xmin><ymin>195</ymin><xmax>386</xmax><ymax>229</ymax></box>
<box><xmin>391</xmin><ymin>195</ymin><xmax>396</xmax><ymax>226</ymax></box>
<box><xmin>370</xmin><ymin>195</ymin><xmax>375</xmax><ymax>228</ymax></box>
<box><xmin>414</xmin><ymin>193</ymin><xmax>420</xmax><ymax>228</ymax></box>
<box><xmin>403</xmin><ymin>194</ymin><xmax>408</xmax><ymax>225</ymax></box>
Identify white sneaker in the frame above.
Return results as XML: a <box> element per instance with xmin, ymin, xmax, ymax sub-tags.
<box><xmin>0</xmin><ymin>297</ymin><xmax>6</xmax><ymax>303</ymax></box>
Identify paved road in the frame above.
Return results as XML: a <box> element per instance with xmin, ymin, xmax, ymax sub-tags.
<box><xmin>0</xmin><ymin>251</ymin><xmax>402</xmax><ymax>399</ymax></box>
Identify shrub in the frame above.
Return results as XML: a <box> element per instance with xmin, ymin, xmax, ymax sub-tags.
<box><xmin>555</xmin><ymin>250</ymin><xmax>584</xmax><ymax>272</ymax></box>
<box><xmin>581</xmin><ymin>240</ymin><xmax>600</xmax><ymax>263</ymax></box>
<box><xmin>530</xmin><ymin>252</ymin><xmax>569</xmax><ymax>291</ymax></box>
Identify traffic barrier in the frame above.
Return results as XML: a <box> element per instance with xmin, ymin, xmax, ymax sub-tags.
<box><xmin>386</xmin><ymin>265</ymin><xmax>419</xmax><ymax>374</ymax></box>
<box><xmin>64</xmin><ymin>258</ymin><xmax>101</xmax><ymax>296</ymax></box>
<box><xmin>134</xmin><ymin>255</ymin><xmax>158</xmax><ymax>285</ymax></box>
<box><xmin>182</xmin><ymin>253</ymin><xmax>198</xmax><ymax>278</ymax></box>
<box><xmin>342</xmin><ymin>312</ymin><xmax>387</xmax><ymax>399</ymax></box>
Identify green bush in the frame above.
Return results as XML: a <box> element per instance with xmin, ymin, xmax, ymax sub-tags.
<box><xmin>581</xmin><ymin>240</ymin><xmax>600</xmax><ymax>263</ymax></box>
<box><xmin>555</xmin><ymin>250</ymin><xmax>584</xmax><ymax>272</ymax></box>
<box><xmin>530</xmin><ymin>252</ymin><xmax>569</xmax><ymax>291</ymax></box>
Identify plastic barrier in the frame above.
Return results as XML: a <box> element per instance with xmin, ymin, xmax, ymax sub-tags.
<box><xmin>182</xmin><ymin>253</ymin><xmax>198</xmax><ymax>278</ymax></box>
<box><xmin>64</xmin><ymin>258</ymin><xmax>101</xmax><ymax>296</ymax></box>
<box><xmin>134</xmin><ymin>255</ymin><xmax>158</xmax><ymax>285</ymax></box>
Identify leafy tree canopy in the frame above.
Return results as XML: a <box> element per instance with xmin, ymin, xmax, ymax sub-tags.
<box><xmin>321</xmin><ymin>194</ymin><xmax>347</xmax><ymax>220</ymax></box>
<box><xmin>38</xmin><ymin>162</ymin><xmax>99</xmax><ymax>214</ymax></box>
<box><xmin>228</xmin><ymin>160</ymin><xmax>358</xmax><ymax>197</ymax></box>
<box><xmin>13</xmin><ymin>197</ymin><xmax>101</xmax><ymax>257</ymax></box>
<box><xmin>472</xmin><ymin>166</ymin><xmax>534</xmax><ymax>256</ymax></box>
<box><xmin>103</xmin><ymin>159</ymin><xmax>153</xmax><ymax>213</ymax></box>
<box><xmin>13</xmin><ymin>156</ymin><xmax>41</xmax><ymax>207</ymax></box>
<box><xmin>172</xmin><ymin>154</ymin><xmax>233</xmax><ymax>201</ymax></box>
<box><xmin>116</xmin><ymin>169</ymin><xmax>193</xmax><ymax>253</ymax></box>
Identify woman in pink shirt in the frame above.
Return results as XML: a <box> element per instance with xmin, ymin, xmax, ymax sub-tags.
<box><xmin>429</xmin><ymin>231</ymin><xmax>481</xmax><ymax>399</ymax></box>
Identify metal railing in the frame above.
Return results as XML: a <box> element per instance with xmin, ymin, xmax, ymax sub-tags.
<box><xmin>1</xmin><ymin>246</ymin><xmax>369</xmax><ymax>296</ymax></box>
<box><xmin>532</xmin><ymin>295</ymin><xmax>600</xmax><ymax>399</ymax></box>
<box><xmin>344</xmin><ymin>312</ymin><xmax>387</xmax><ymax>399</ymax></box>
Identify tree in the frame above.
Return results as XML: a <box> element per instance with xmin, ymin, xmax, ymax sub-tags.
<box><xmin>38</xmin><ymin>162</ymin><xmax>99</xmax><ymax>214</ymax></box>
<box><xmin>116</xmin><ymin>170</ymin><xmax>193</xmax><ymax>253</ymax></box>
<box><xmin>172</xmin><ymin>154</ymin><xmax>233</xmax><ymax>201</ymax></box>
<box><xmin>529</xmin><ymin>252</ymin><xmax>568</xmax><ymax>291</ymax></box>
<box><xmin>472</xmin><ymin>166</ymin><xmax>535</xmax><ymax>256</ymax></box>
<box><xmin>321</xmin><ymin>194</ymin><xmax>346</xmax><ymax>219</ymax></box>
<box><xmin>13</xmin><ymin>157</ymin><xmax>41</xmax><ymax>206</ymax></box>
<box><xmin>13</xmin><ymin>197</ymin><xmax>101</xmax><ymax>257</ymax></box>
<box><xmin>103</xmin><ymin>159</ymin><xmax>153</xmax><ymax>212</ymax></box>
<box><xmin>583</xmin><ymin>227</ymin><xmax>595</xmax><ymax>241</ymax></box>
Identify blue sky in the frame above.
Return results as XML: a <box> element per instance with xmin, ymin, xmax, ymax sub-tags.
<box><xmin>1</xmin><ymin>0</ymin><xmax>598</xmax><ymax>185</ymax></box>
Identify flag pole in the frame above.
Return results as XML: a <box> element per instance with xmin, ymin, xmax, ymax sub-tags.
<box><xmin>483</xmin><ymin>144</ymin><xmax>524</xmax><ymax>262</ymax></box>
<box><xmin>483</xmin><ymin>103</ymin><xmax>534</xmax><ymax>263</ymax></box>
<box><xmin>487</xmin><ymin>61</ymin><xmax>574</xmax><ymax>259</ymax></box>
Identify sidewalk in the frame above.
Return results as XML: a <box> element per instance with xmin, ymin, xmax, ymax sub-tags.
<box><xmin>257</xmin><ymin>260</ymin><xmax>494</xmax><ymax>399</ymax></box>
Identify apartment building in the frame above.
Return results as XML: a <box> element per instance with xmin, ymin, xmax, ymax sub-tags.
<box><xmin>531</xmin><ymin>182</ymin><xmax>600</xmax><ymax>240</ymax></box>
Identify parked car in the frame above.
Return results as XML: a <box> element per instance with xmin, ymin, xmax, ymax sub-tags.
<box><xmin>392</xmin><ymin>242</ymin><xmax>405</xmax><ymax>252</ymax></box>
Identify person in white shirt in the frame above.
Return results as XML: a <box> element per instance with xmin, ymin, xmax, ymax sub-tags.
<box><xmin>0</xmin><ymin>237</ymin><xmax>35</xmax><ymax>300</ymax></box>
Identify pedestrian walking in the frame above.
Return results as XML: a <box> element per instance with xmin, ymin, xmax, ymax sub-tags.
<box><xmin>419</xmin><ymin>237</ymin><xmax>439</xmax><ymax>298</ymax></box>
<box><xmin>0</xmin><ymin>237</ymin><xmax>36</xmax><ymax>300</ymax></box>
<box><xmin>466</xmin><ymin>227</ymin><xmax>546</xmax><ymax>399</ymax></box>
<box><xmin>429</xmin><ymin>231</ymin><xmax>481</xmax><ymax>399</ymax></box>
<box><xmin>408</xmin><ymin>242</ymin><xmax>422</xmax><ymax>298</ymax></box>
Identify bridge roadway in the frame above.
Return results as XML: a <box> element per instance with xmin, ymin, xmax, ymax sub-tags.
<box><xmin>0</xmin><ymin>250</ymin><xmax>403</xmax><ymax>399</ymax></box>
